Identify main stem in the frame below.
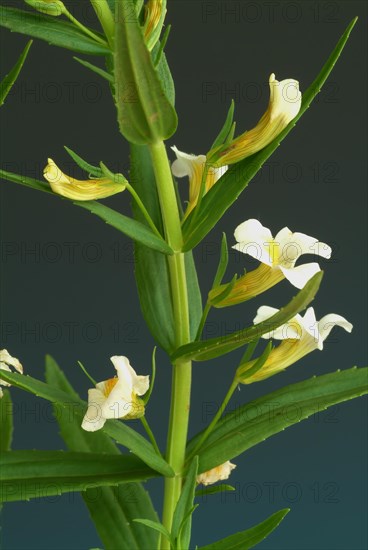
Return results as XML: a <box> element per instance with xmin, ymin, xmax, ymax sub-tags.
<box><xmin>149</xmin><ymin>142</ymin><xmax>192</xmax><ymax>549</ymax></box>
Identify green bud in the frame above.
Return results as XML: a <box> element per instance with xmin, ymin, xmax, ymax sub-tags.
<box><xmin>24</xmin><ymin>0</ymin><xmax>65</xmax><ymax>17</ymax></box>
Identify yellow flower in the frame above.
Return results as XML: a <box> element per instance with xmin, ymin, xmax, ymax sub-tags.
<box><xmin>237</xmin><ymin>307</ymin><xmax>352</xmax><ymax>384</ymax></box>
<box><xmin>196</xmin><ymin>461</ymin><xmax>236</xmax><ymax>486</ymax></box>
<box><xmin>0</xmin><ymin>349</ymin><xmax>23</xmax><ymax>398</ymax></box>
<box><xmin>43</xmin><ymin>158</ymin><xmax>126</xmax><ymax>201</ymax></box>
<box><xmin>171</xmin><ymin>146</ymin><xmax>228</xmax><ymax>218</ymax></box>
<box><xmin>82</xmin><ymin>356</ymin><xmax>150</xmax><ymax>432</ymax></box>
<box><xmin>211</xmin><ymin>74</ymin><xmax>301</xmax><ymax>166</ymax></box>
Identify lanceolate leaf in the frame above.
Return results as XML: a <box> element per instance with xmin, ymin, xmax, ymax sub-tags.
<box><xmin>198</xmin><ymin>509</ymin><xmax>290</xmax><ymax>550</ymax></box>
<box><xmin>182</xmin><ymin>18</ymin><xmax>358</xmax><ymax>250</ymax></box>
<box><xmin>45</xmin><ymin>355</ymin><xmax>159</xmax><ymax>550</ymax></box>
<box><xmin>0</xmin><ymin>7</ymin><xmax>109</xmax><ymax>56</ymax></box>
<box><xmin>0</xmin><ymin>40</ymin><xmax>32</xmax><ymax>106</ymax></box>
<box><xmin>0</xmin><ymin>390</ymin><xmax>13</xmax><ymax>452</ymax></box>
<box><xmin>171</xmin><ymin>272</ymin><xmax>322</xmax><ymax>362</ymax></box>
<box><xmin>0</xmin><ymin>451</ymin><xmax>157</xmax><ymax>502</ymax></box>
<box><xmin>171</xmin><ymin>456</ymin><xmax>199</xmax><ymax>548</ymax></box>
<box><xmin>114</xmin><ymin>0</ymin><xmax>177</xmax><ymax>144</ymax></box>
<box><xmin>0</xmin><ymin>169</ymin><xmax>173</xmax><ymax>255</ymax></box>
<box><xmin>188</xmin><ymin>367</ymin><xmax>368</xmax><ymax>473</ymax></box>
<box><xmin>0</xmin><ymin>370</ymin><xmax>173</xmax><ymax>477</ymax></box>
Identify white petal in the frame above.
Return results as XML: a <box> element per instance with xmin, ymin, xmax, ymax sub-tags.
<box><xmin>253</xmin><ymin>306</ymin><xmax>302</xmax><ymax>340</ymax></box>
<box><xmin>276</xmin><ymin>228</ymin><xmax>331</xmax><ymax>267</ymax></box>
<box><xmin>0</xmin><ymin>349</ymin><xmax>23</xmax><ymax>374</ymax></box>
<box><xmin>81</xmin><ymin>388</ymin><xmax>106</xmax><ymax>432</ymax></box>
<box><xmin>171</xmin><ymin>146</ymin><xmax>206</xmax><ymax>178</ymax></box>
<box><xmin>318</xmin><ymin>314</ymin><xmax>353</xmax><ymax>345</ymax></box>
<box><xmin>270</xmin><ymin>74</ymin><xmax>301</xmax><ymax>122</ymax></box>
<box><xmin>280</xmin><ymin>262</ymin><xmax>321</xmax><ymax>289</ymax></box>
<box><xmin>110</xmin><ymin>355</ymin><xmax>149</xmax><ymax>396</ymax></box>
<box><xmin>233</xmin><ymin>219</ymin><xmax>274</xmax><ymax>266</ymax></box>
<box><xmin>101</xmin><ymin>379</ymin><xmax>134</xmax><ymax>420</ymax></box>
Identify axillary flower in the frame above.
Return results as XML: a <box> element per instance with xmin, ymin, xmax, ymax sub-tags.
<box><xmin>196</xmin><ymin>461</ymin><xmax>236</xmax><ymax>486</ymax></box>
<box><xmin>44</xmin><ymin>158</ymin><xmax>126</xmax><ymax>201</ymax></box>
<box><xmin>237</xmin><ymin>307</ymin><xmax>353</xmax><ymax>384</ymax></box>
<box><xmin>82</xmin><ymin>356</ymin><xmax>149</xmax><ymax>432</ymax></box>
<box><xmin>143</xmin><ymin>0</ymin><xmax>167</xmax><ymax>51</ymax></box>
<box><xmin>210</xmin><ymin>73</ymin><xmax>301</xmax><ymax>166</ymax></box>
<box><xmin>210</xmin><ymin>219</ymin><xmax>331</xmax><ymax>307</ymax></box>
<box><xmin>171</xmin><ymin>147</ymin><xmax>228</xmax><ymax>218</ymax></box>
<box><xmin>0</xmin><ymin>349</ymin><xmax>23</xmax><ymax>397</ymax></box>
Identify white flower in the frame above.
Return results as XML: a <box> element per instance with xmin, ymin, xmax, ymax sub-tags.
<box><xmin>171</xmin><ymin>146</ymin><xmax>228</xmax><ymax>217</ymax></box>
<box><xmin>196</xmin><ymin>461</ymin><xmax>236</xmax><ymax>486</ymax></box>
<box><xmin>233</xmin><ymin>219</ymin><xmax>332</xmax><ymax>289</ymax></box>
<box><xmin>82</xmin><ymin>356</ymin><xmax>150</xmax><ymax>432</ymax></box>
<box><xmin>238</xmin><ymin>307</ymin><xmax>353</xmax><ymax>383</ymax></box>
<box><xmin>0</xmin><ymin>349</ymin><xmax>23</xmax><ymax>397</ymax></box>
<box><xmin>215</xmin><ymin>73</ymin><xmax>302</xmax><ymax>165</ymax></box>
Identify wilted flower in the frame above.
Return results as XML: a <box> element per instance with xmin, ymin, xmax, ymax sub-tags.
<box><xmin>210</xmin><ymin>219</ymin><xmax>331</xmax><ymax>307</ymax></box>
<box><xmin>237</xmin><ymin>306</ymin><xmax>353</xmax><ymax>383</ymax></box>
<box><xmin>211</xmin><ymin>73</ymin><xmax>301</xmax><ymax>165</ymax></box>
<box><xmin>0</xmin><ymin>349</ymin><xmax>23</xmax><ymax>398</ymax></box>
<box><xmin>171</xmin><ymin>146</ymin><xmax>228</xmax><ymax>218</ymax></box>
<box><xmin>44</xmin><ymin>158</ymin><xmax>126</xmax><ymax>201</ymax></box>
<box><xmin>82</xmin><ymin>356</ymin><xmax>150</xmax><ymax>432</ymax></box>
<box><xmin>197</xmin><ymin>461</ymin><xmax>236</xmax><ymax>486</ymax></box>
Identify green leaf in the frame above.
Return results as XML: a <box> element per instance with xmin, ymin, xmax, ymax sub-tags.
<box><xmin>73</xmin><ymin>57</ymin><xmax>114</xmax><ymax>83</ymax></box>
<box><xmin>133</xmin><ymin>519</ymin><xmax>174</xmax><ymax>546</ymax></box>
<box><xmin>212</xmin><ymin>233</ymin><xmax>229</xmax><ymax>289</ymax></box>
<box><xmin>195</xmin><ymin>484</ymin><xmax>235</xmax><ymax>498</ymax></box>
<box><xmin>0</xmin><ymin>40</ymin><xmax>32</xmax><ymax>106</ymax></box>
<box><xmin>0</xmin><ymin>169</ymin><xmax>173</xmax><ymax>255</ymax></box>
<box><xmin>0</xmin><ymin>7</ymin><xmax>109</xmax><ymax>56</ymax></box>
<box><xmin>198</xmin><ymin>508</ymin><xmax>290</xmax><ymax>550</ymax></box>
<box><xmin>182</xmin><ymin>18</ymin><xmax>358</xmax><ymax>250</ymax></box>
<box><xmin>0</xmin><ymin>370</ymin><xmax>173</xmax><ymax>477</ymax></box>
<box><xmin>45</xmin><ymin>355</ymin><xmax>160</xmax><ymax>550</ymax></box>
<box><xmin>189</xmin><ymin>367</ymin><xmax>368</xmax><ymax>473</ymax></box>
<box><xmin>171</xmin><ymin>271</ymin><xmax>322</xmax><ymax>362</ymax></box>
<box><xmin>114</xmin><ymin>0</ymin><xmax>177</xmax><ymax>144</ymax></box>
<box><xmin>64</xmin><ymin>146</ymin><xmax>103</xmax><ymax>178</ymax></box>
<box><xmin>0</xmin><ymin>390</ymin><xmax>13</xmax><ymax>452</ymax></box>
<box><xmin>172</xmin><ymin>456</ymin><xmax>199</xmax><ymax>549</ymax></box>
<box><xmin>210</xmin><ymin>101</ymin><xmax>235</xmax><ymax>150</ymax></box>
<box><xmin>0</xmin><ymin>450</ymin><xmax>158</xmax><ymax>503</ymax></box>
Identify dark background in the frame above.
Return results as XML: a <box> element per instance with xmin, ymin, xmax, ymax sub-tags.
<box><xmin>0</xmin><ymin>1</ymin><xmax>367</xmax><ymax>549</ymax></box>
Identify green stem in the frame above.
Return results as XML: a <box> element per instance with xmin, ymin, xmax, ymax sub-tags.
<box><xmin>89</xmin><ymin>0</ymin><xmax>115</xmax><ymax>47</ymax></box>
<box><xmin>187</xmin><ymin>379</ymin><xmax>238</xmax><ymax>463</ymax></box>
<box><xmin>140</xmin><ymin>416</ymin><xmax>161</xmax><ymax>456</ymax></box>
<box><xmin>148</xmin><ymin>141</ymin><xmax>192</xmax><ymax>550</ymax></box>
<box><xmin>63</xmin><ymin>8</ymin><xmax>109</xmax><ymax>47</ymax></box>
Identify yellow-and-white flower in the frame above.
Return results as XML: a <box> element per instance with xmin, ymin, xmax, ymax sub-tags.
<box><xmin>210</xmin><ymin>219</ymin><xmax>331</xmax><ymax>307</ymax></box>
<box><xmin>213</xmin><ymin>73</ymin><xmax>301</xmax><ymax>165</ymax></box>
<box><xmin>238</xmin><ymin>306</ymin><xmax>353</xmax><ymax>383</ymax></box>
<box><xmin>171</xmin><ymin>146</ymin><xmax>228</xmax><ymax>218</ymax></box>
<box><xmin>143</xmin><ymin>0</ymin><xmax>167</xmax><ymax>51</ymax></box>
<box><xmin>44</xmin><ymin>158</ymin><xmax>126</xmax><ymax>201</ymax></box>
<box><xmin>82</xmin><ymin>356</ymin><xmax>150</xmax><ymax>432</ymax></box>
<box><xmin>0</xmin><ymin>349</ymin><xmax>23</xmax><ymax>397</ymax></box>
<box><xmin>196</xmin><ymin>461</ymin><xmax>236</xmax><ymax>486</ymax></box>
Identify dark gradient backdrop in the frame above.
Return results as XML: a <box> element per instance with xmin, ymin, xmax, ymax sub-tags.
<box><xmin>0</xmin><ymin>1</ymin><xmax>367</xmax><ymax>549</ymax></box>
